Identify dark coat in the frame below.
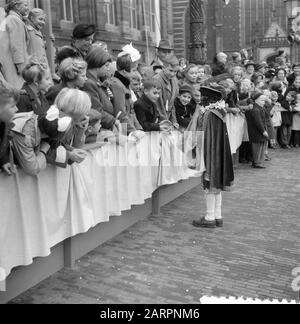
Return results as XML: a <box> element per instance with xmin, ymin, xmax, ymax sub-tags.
<box><xmin>174</xmin><ymin>97</ymin><xmax>196</xmax><ymax>129</ymax></box>
<box><xmin>287</xmin><ymin>73</ymin><xmax>296</xmax><ymax>87</ymax></box>
<box><xmin>283</xmin><ymin>85</ymin><xmax>300</xmax><ymax>126</ymax></box>
<box><xmin>17</xmin><ymin>83</ymin><xmax>50</xmax><ymax>116</ymax></box>
<box><xmin>83</xmin><ymin>73</ymin><xmax>116</xmax><ymax>130</ymax></box>
<box><xmin>202</xmin><ymin>109</ymin><xmax>234</xmax><ymax>191</ymax></box>
<box><xmin>247</xmin><ymin>103</ymin><xmax>267</xmax><ymax>143</ymax></box>
<box><xmin>134</xmin><ymin>94</ymin><xmax>161</xmax><ymax>132</ymax></box>
<box><xmin>211</xmin><ymin>62</ymin><xmax>229</xmax><ymax>77</ymax></box>
<box><xmin>0</xmin><ymin>122</ymin><xmax>10</xmax><ymax>167</ymax></box>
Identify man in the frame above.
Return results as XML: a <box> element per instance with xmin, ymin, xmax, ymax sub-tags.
<box><xmin>151</xmin><ymin>39</ymin><xmax>174</xmax><ymax>73</ymax></box>
<box><xmin>287</xmin><ymin>64</ymin><xmax>300</xmax><ymax>86</ymax></box>
<box><xmin>153</xmin><ymin>55</ymin><xmax>180</xmax><ymax>126</ymax></box>
<box><xmin>211</xmin><ymin>52</ymin><xmax>229</xmax><ymax>77</ymax></box>
<box><xmin>71</xmin><ymin>24</ymin><xmax>96</xmax><ymax>59</ymax></box>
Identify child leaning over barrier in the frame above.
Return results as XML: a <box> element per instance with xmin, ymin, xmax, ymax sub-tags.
<box><xmin>11</xmin><ymin>88</ymin><xmax>91</xmax><ymax>176</ymax></box>
<box><xmin>0</xmin><ymin>87</ymin><xmax>19</xmax><ymax>176</ymax></box>
<box><xmin>134</xmin><ymin>79</ymin><xmax>171</xmax><ymax>133</ymax></box>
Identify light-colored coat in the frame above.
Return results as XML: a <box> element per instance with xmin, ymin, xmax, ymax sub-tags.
<box><xmin>0</xmin><ymin>11</ymin><xmax>29</xmax><ymax>89</ymax></box>
<box><xmin>27</xmin><ymin>23</ymin><xmax>50</xmax><ymax>71</ymax></box>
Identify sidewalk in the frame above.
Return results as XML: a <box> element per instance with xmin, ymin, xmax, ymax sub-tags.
<box><xmin>10</xmin><ymin>149</ymin><xmax>300</xmax><ymax>304</ymax></box>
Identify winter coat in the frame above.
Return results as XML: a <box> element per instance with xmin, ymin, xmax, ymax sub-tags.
<box><xmin>17</xmin><ymin>83</ymin><xmax>50</xmax><ymax>116</ymax></box>
<box><xmin>27</xmin><ymin>23</ymin><xmax>50</xmax><ymax>72</ymax></box>
<box><xmin>247</xmin><ymin>103</ymin><xmax>267</xmax><ymax>143</ymax></box>
<box><xmin>0</xmin><ymin>11</ymin><xmax>29</xmax><ymax>89</ymax></box>
<box><xmin>134</xmin><ymin>94</ymin><xmax>161</xmax><ymax>132</ymax></box>
<box><xmin>153</xmin><ymin>70</ymin><xmax>179</xmax><ymax>124</ymax></box>
<box><xmin>174</xmin><ymin>97</ymin><xmax>196</xmax><ymax>129</ymax></box>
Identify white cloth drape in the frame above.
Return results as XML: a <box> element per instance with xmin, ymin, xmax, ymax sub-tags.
<box><xmin>0</xmin><ymin>133</ymin><xmax>200</xmax><ymax>280</ymax></box>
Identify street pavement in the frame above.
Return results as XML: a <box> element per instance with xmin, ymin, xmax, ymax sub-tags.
<box><xmin>10</xmin><ymin>148</ymin><xmax>300</xmax><ymax>304</ymax></box>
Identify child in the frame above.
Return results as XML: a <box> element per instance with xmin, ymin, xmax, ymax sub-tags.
<box><xmin>174</xmin><ymin>84</ymin><xmax>196</xmax><ymax>131</ymax></box>
<box><xmin>247</xmin><ymin>93</ymin><xmax>269</xmax><ymax>169</ymax></box>
<box><xmin>192</xmin><ymin>86</ymin><xmax>234</xmax><ymax>229</ymax></box>
<box><xmin>292</xmin><ymin>94</ymin><xmax>300</xmax><ymax>148</ymax></box>
<box><xmin>269</xmin><ymin>91</ymin><xmax>282</xmax><ymax>148</ymax></box>
<box><xmin>134</xmin><ymin>79</ymin><xmax>171</xmax><ymax>132</ymax></box>
<box><xmin>0</xmin><ymin>87</ymin><xmax>19</xmax><ymax>176</ymax></box>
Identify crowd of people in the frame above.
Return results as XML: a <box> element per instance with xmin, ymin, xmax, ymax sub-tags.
<box><xmin>1</xmin><ymin>1</ymin><xmax>299</xmax><ymax>228</ymax></box>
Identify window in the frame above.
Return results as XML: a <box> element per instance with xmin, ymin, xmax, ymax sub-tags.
<box><xmin>61</xmin><ymin>0</ymin><xmax>74</xmax><ymax>22</ymax></box>
<box><xmin>129</xmin><ymin>0</ymin><xmax>138</xmax><ymax>29</ymax></box>
<box><xmin>104</xmin><ymin>0</ymin><xmax>116</xmax><ymax>25</ymax></box>
<box><xmin>149</xmin><ymin>0</ymin><xmax>156</xmax><ymax>33</ymax></box>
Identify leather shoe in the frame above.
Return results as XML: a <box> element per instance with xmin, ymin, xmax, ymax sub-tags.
<box><xmin>252</xmin><ymin>165</ymin><xmax>266</xmax><ymax>169</ymax></box>
<box><xmin>193</xmin><ymin>218</ymin><xmax>216</xmax><ymax>229</ymax></box>
<box><xmin>216</xmin><ymin>219</ymin><xmax>224</xmax><ymax>228</ymax></box>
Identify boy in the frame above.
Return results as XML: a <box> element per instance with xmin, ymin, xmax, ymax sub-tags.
<box><xmin>174</xmin><ymin>84</ymin><xmax>195</xmax><ymax>130</ymax></box>
<box><xmin>134</xmin><ymin>79</ymin><xmax>171</xmax><ymax>132</ymax></box>
<box><xmin>247</xmin><ymin>93</ymin><xmax>269</xmax><ymax>169</ymax></box>
<box><xmin>0</xmin><ymin>87</ymin><xmax>19</xmax><ymax>176</ymax></box>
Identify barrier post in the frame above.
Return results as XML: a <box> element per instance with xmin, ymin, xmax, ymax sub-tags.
<box><xmin>152</xmin><ymin>188</ymin><xmax>162</xmax><ymax>216</ymax></box>
<box><xmin>64</xmin><ymin>238</ymin><xmax>76</xmax><ymax>269</ymax></box>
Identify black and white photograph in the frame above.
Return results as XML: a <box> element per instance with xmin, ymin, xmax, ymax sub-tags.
<box><xmin>0</xmin><ymin>0</ymin><xmax>299</xmax><ymax>307</ymax></box>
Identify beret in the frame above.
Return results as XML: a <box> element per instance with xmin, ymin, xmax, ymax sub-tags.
<box><xmin>72</xmin><ymin>24</ymin><xmax>96</xmax><ymax>39</ymax></box>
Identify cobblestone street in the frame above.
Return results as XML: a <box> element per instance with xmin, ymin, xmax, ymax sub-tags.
<box><xmin>11</xmin><ymin>149</ymin><xmax>300</xmax><ymax>304</ymax></box>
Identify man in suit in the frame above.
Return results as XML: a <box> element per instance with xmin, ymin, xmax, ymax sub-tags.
<box><xmin>153</xmin><ymin>55</ymin><xmax>180</xmax><ymax>127</ymax></box>
<box><xmin>151</xmin><ymin>39</ymin><xmax>174</xmax><ymax>74</ymax></box>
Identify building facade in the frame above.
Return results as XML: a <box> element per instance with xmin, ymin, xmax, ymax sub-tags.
<box><xmin>172</xmin><ymin>0</ymin><xmax>293</xmax><ymax>63</ymax></box>
<box><xmin>0</xmin><ymin>0</ymin><xmax>173</xmax><ymax>65</ymax></box>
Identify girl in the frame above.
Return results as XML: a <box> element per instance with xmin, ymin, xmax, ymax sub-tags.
<box><xmin>46</xmin><ymin>57</ymin><xmax>88</xmax><ymax>105</ymax></box>
<box><xmin>12</xmin><ymin>88</ymin><xmax>90</xmax><ymax>176</ymax></box>
<box><xmin>17</xmin><ymin>62</ymin><xmax>52</xmax><ymax>116</ymax></box>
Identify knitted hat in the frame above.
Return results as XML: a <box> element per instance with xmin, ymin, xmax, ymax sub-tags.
<box><xmin>179</xmin><ymin>84</ymin><xmax>194</xmax><ymax>95</ymax></box>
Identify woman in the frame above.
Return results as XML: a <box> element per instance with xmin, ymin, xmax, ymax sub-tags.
<box><xmin>46</xmin><ymin>57</ymin><xmax>87</xmax><ymax>105</ymax></box>
<box><xmin>12</xmin><ymin>88</ymin><xmax>90</xmax><ymax>176</ymax></box>
<box><xmin>211</xmin><ymin>52</ymin><xmax>228</xmax><ymax>77</ymax></box>
<box><xmin>0</xmin><ymin>0</ymin><xmax>29</xmax><ymax>89</ymax></box>
<box><xmin>110</xmin><ymin>54</ymin><xmax>141</xmax><ymax>135</ymax></box>
<box><xmin>27</xmin><ymin>8</ymin><xmax>50</xmax><ymax>73</ymax></box>
<box><xmin>17</xmin><ymin>62</ymin><xmax>52</xmax><ymax>116</ymax></box>
<box><xmin>192</xmin><ymin>86</ymin><xmax>234</xmax><ymax>229</ymax></box>
<box><xmin>273</xmin><ymin>68</ymin><xmax>289</xmax><ymax>95</ymax></box>
<box><xmin>244</xmin><ymin>61</ymin><xmax>256</xmax><ymax>80</ymax></box>
<box><xmin>83</xmin><ymin>47</ymin><xmax>121</xmax><ymax>132</ymax></box>
<box><xmin>183</xmin><ymin>64</ymin><xmax>200</xmax><ymax>90</ymax></box>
